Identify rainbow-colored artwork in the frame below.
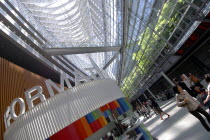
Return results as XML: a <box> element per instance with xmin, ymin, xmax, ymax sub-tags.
<box><xmin>100</xmin><ymin>97</ymin><xmax>132</xmax><ymax>118</ymax></box>
<box><xmin>47</xmin><ymin>97</ymin><xmax>132</xmax><ymax>140</ymax></box>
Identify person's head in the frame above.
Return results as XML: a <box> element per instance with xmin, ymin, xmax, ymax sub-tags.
<box><xmin>173</xmin><ymin>78</ymin><xmax>179</xmax><ymax>85</ymax></box>
<box><xmin>193</xmin><ymin>86</ymin><xmax>200</xmax><ymax>91</ymax></box>
<box><xmin>205</xmin><ymin>74</ymin><xmax>210</xmax><ymax>83</ymax></box>
<box><xmin>181</xmin><ymin>74</ymin><xmax>188</xmax><ymax>80</ymax></box>
<box><xmin>180</xmin><ymin>74</ymin><xmax>184</xmax><ymax>80</ymax></box>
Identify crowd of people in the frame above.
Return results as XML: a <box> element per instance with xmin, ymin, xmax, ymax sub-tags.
<box><xmin>174</xmin><ymin>73</ymin><xmax>210</xmax><ymax>132</ymax></box>
<box><xmin>173</xmin><ymin>73</ymin><xmax>210</xmax><ymax>112</ymax></box>
<box><xmin>156</xmin><ymin>89</ymin><xmax>175</xmax><ymax>101</ymax></box>
<box><xmin>135</xmin><ymin>97</ymin><xmax>170</xmax><ymax>121</ymax></box>
<box><xmin>134</xmin><ymin>73</ymin><xmax>210</xmax><ymax>132</ymax></box>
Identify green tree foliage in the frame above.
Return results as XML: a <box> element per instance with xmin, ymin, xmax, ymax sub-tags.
<box><xmin>121</xmin><ymin>0</ymin><xmax>186</xmax><ymax>96</ymax></box>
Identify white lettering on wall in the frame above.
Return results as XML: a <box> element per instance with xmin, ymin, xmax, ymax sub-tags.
<box><xmin>4</xmin><ymin>65</ymin><xmax>107</xmax><ymax>129</ymax></box>
<box><xmin>4</xmin><ymin>107</ymin><xmax>11</xmax><ymax>129</ymax></box>
<box><xmin>24</xmin><ymin>86</ymin><xmax>46</xmax><ymax>109</ymax></box>
<box><xmin>74</xmin><ymin>69</ymin><xmax>91</xmax><ymax>86</ymax></box>
<box><xmin>10</xmin><ymin>98</ymin><xmax>25</xmax><ymax>120</ymax></box>
<box><xmin>45</xmin><ymin>74</ymin><xmax>72</xmax><ymax>96</ymax></box>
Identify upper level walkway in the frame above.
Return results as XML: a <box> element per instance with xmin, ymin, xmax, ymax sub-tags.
<box><xmin>144</xmin><ymin>97</ymin><xmax>210</xmax><ymax>140</ymax></box>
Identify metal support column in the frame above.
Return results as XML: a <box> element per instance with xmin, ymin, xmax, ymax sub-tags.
<box><xmin>137</xmin><ymin>99</ymin><xmax>142</xmax><ymax>105</ymax></box>
<box><xmin>160</xmin><ymin>71</ymin><xmax>175</xmax><ymax>87</ymax></box>
<box><xmin>143</xmin><ymin>94</ymin><xmax>147</xmax><ymax>99</ymax></box>
<box><xmin>44</xmin><ymin>46</ymin><xmax>120</xmax><ymax>55</ymax></box>
<box><xmin>118</xmin><ymin>0</ymin><xmax>129</xmax><ymax>85</ymax></box>
<box><xmin>147</xmin><ymin>88</ymin><xmax>157</xmax><ymax>100</ymax></box>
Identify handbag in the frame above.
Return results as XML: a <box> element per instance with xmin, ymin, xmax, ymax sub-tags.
<box><xmin>178</xmin><ymin>96</ymin><xmax>188</xmax><ymax>107</ymax></box>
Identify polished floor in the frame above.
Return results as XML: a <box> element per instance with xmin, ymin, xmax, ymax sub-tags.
<box><xmin>143</xmin><ymin>97</ymin><xmax>210</xmax><ymax>140</ymax></box>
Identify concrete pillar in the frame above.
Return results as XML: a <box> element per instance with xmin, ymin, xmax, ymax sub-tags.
<box><xmin>160</xmin><ymin>71</ymin><xmax>175</xmax><ymax>87</ymax></box>
<box><xmin>147</xmin><ymin>88</ymin><xmax>157</xmax><ymax>100</ymax></box>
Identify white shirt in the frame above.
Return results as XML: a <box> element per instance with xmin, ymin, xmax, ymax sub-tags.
<box><xmin>181</xmin><ymin>74</ymin><xmax>193</xmax><ymax>88</ymax></box>
<box><xmin>176</xmin><ymin>90</ymin><xmax>199</xmax><ymax>111</ymax></box>
<box><xmin>207</xmin><ymin>84</ymin><xmax>210</xmax><ymax>92</ymax></box>
<box><xmin>183</xmin><ymin>80</ymin><xmax>192</xmax><ymax>89</ymax></box>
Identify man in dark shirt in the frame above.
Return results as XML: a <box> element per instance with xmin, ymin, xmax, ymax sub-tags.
<box><xmin>173</xmin><ymin>78</ymin><xmax>196</xmax><ymax>97</ymax></box>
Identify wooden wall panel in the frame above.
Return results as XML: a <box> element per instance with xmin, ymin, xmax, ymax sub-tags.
<box><xmin>0</xmin><ymin>57</ymin><xmax>57</xmax><ymax>140</ymax></box>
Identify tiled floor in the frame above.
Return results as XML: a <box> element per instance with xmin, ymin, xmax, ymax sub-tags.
<box><xmin>143</xmin><ymin>98</ymin><xmax>210</xmax><ymax>140</ymax></box>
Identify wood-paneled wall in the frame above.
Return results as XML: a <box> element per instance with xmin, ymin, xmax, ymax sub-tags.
<box><xmin>0</xmin><ymin>57</ymin><xmax>58</xmax><ymax>140</ymax></box>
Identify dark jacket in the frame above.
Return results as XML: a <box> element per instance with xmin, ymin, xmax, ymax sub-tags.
<box><xmin>150</xmin><ymin>98</ymin><xmax>159</xmax><ymax>107</ymax></box>
<box><xmin>173</xmin><ymin>82</ymin><xmax>196</xmax><ymax>97</ymax></box>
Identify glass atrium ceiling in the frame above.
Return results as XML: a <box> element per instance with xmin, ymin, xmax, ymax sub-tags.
<box><xmin>10</xmin><ymin>0</ymin><xmax>122</xmax><ymax>78</ymax></box>
<box><xmin>12</xmin><ymin>0</ymin><xmax>121</xmax><ymax>46</ymax></box>
<box><xmin>8</xmin><ymin>0</ymin><xmax>210</xmax><ymax>98</ymax></box>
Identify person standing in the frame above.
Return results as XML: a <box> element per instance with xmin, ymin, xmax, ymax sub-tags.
<box><xmin>188</xmin><ymin>73</ymin><xmax>204</xmax><ymax>88</ymax></box>
<box><xmin>150</xmin><ymin>97</ymin><xmax>170</xmax><ymax>120</ymax></box>
<box><xmin>141</xmin><ymin>105</ymin><xmax>150</xmax><ymax>119</ymax></box>
<box><xmin>147</xmin><ymin>99</ymin><xmax>159</xmax><ymax>115</ymax></box>
<box><xmin>175</xmin><ymin>85</ymin><xmax>210</xmax><ymax>132</ymax></box>
<box><xmin>138</xmin><ymin>105</ymin><xmax>148</xmax><ymax>119</ymax></box>
<box><xmin>173</xmin><ymin>78</ymin><xmax>196</xmax><ymax>97</ymax></box>
<box><xmin>194</xmin><ymin>85</ymin><xmax>208</xmax><ymax>107</ymax></box>
<box><xmin>143</xmin><ymin>101</ymin><xmax>151</xmax><ymax>113</ymax></box>
<box><xmin>135</xmin><ymin>103</ymin><xmax>142</xmax><ymax>116</ymax></box>
<box><xmin>204</xmin><ymin>74</ymin><xmax>210</xmax><ymax>112</ymax></box>
<box><xmin>180</xmin><ymin>74</ymin><xmax>192</xmax><ymax>89</ymax></box>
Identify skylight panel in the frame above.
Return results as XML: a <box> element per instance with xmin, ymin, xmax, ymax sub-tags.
<box><xmin>47</xmin><ymin>0</ymin><xmax>69</xmax><ymax>8</ymax></box>
<box><xmin>34</xmin><ymin>3</ymin><xmax>52</xmax><ymax>7</ymax></box>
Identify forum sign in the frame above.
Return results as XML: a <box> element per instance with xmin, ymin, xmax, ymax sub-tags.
<box><xmin>4</xmin><ymin>64</ymin><xmax>106</xmax><ymax>129</ymax></box>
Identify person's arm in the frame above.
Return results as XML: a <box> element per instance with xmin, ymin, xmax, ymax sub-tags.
<box><xmin>176</xmin><ymin>95</ymin><xmax>188</xmax><ymax>107</ymax></box>
<box><xmin>204</xmin><ymin>91</ymin><xmax>210</xmax><ymax>104</ymax></box>
<box><xmin>185</xmin><ymin>90</ymin><xmax>200</xmax><ymax>105</ymax></box>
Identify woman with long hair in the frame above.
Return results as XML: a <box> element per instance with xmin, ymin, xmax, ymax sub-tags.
<box><xmin>175</xmin><ymin>85</ymin><xmax>210</xmax><ymax>131</ymax></box>
<box><xmin>180</xmin><ymin>74</ymin><xmax>191</xmax><ymax>89</ymax></box>
<box><xmin>150</xmin><ymin>97</ymin><xmax>170</xmax><ymax>120</ymax></box>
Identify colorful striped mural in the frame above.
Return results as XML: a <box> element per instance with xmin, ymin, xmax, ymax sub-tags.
<box><xmin>47</xmin><ymin>97</ymin><xmax>132</xmax><ymax>140</ymax></box>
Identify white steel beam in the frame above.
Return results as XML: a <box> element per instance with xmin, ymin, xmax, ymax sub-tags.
<box><xmin>44</xmin><ymin>46</ymin><xmax>121</xmax><ymax>55</ymax></box>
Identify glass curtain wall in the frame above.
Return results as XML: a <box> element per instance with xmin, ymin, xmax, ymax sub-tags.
<box><xmin>120</xmin><ymin>0</ymin><xmax>208</xmax><ymax>97</ymax></box>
